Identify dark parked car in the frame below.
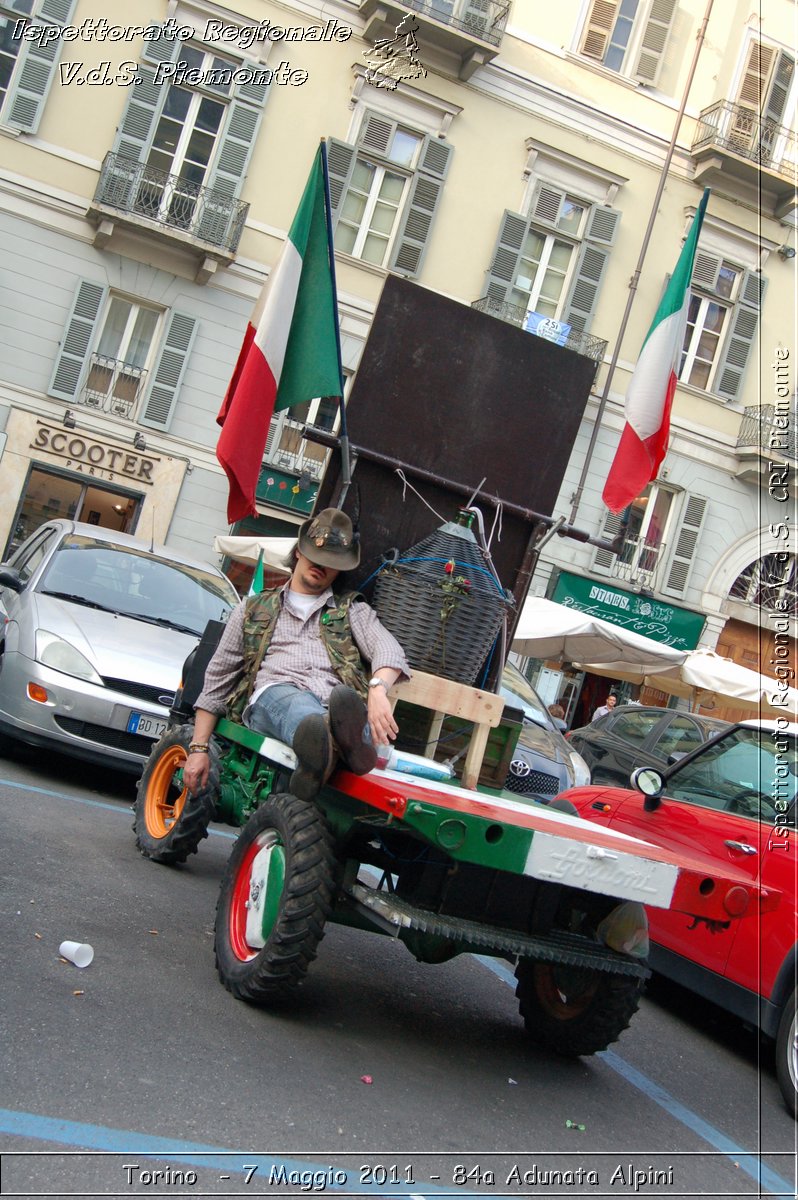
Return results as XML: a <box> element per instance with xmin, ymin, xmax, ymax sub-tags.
<box><xmin>499</xmin><ymin>662</ymin><xmax>591</xmax><ymax>799</ymax></box>
<box><xmin>568</xmin><ymin>704</ymin><xmax>729</xmax><ymax>788</ymax></box>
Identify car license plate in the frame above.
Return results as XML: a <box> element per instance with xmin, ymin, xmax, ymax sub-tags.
<box><xmin>127</xmin><ymin>712</ymin><xmax>168</xmax><ymax>739</ymax></box>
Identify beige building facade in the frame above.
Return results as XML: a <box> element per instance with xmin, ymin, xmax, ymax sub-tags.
<box><xmin>0</xmin><ymin>0</ymin><xmax>794</xmax><ymax>715</ymax></box>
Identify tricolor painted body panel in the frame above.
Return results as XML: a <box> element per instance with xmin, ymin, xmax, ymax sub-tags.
<box><xmin>328</xmin><ymin>768</ymin><xmax>769</xmax><ymax>923</ymax></box>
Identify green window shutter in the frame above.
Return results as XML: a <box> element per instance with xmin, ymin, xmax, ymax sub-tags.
<box><xmin>562</xmin><ymin>242</ymin><xmax>610</xmax><ymax>331</ymax></box>
<box><xmin>195</xmin><ymin>94</ymin><xmax>266</xmax><ymax>246</ymax></box>
<box><xmin>633</xmin><ymin>0</ymin><xmax>677</xmax><ymax>85</ymax></box>
<box><xmin>529</xmin><ymin>180</ymin><xmax>567</xmax><ymax>229</ymax></box>
<box><xmin>4</xmin><ymin>0</ymin><xmax>76</xmax><ymax>132</ymax></box>
<box><xmin>48</xmin><ymin>279</ymin><xmax>108</xmax><ymax>401</ymax></box>
<box><xmin>389</xmin><ymin>136</ymin><xmax>452</xmax><ymax>278</ymax></box>
<box><xmin>326</xmin><ymin>138</ymin><xmax>357</xmax><ymax>217</ymax></box>
<box><xmin>203</xmin><ymin>86</ymin><xmax>269</xmax><ymax>199</ymax></box>
<box><xmin>579</xmin><ymin>0</ymin><xmax>619</xmax><ymax>61</ymax></box>
<box><xmin>714</xmin><ymin>271</ymin><xmax>766</xmax><ymax>402</ymax></box>
<box><xmin>584</xmin><ymin>203</ymin><xmax>620</xmax><ymax>247</ymax></box>
<box><xmin>764</xmin><ymin>49</ymin><xmax>795</xmax><ymax>124</ymax></box>
<box><xmin>592</xmin><ymin>508</ymin><xmax>623</xmax><ymax>574</ymax></box>
<box><xmin>483</xmin><ymin>210</ymin><xmax>527</xmax><ymax>301</ymax></box>
<box><xmin>691</xmin><ymin>250</ymin><xmax>723</xmax><ymax>292</ymax></box>
<box><xmin>661</xmin><ymin>494</ymin><xmax>707</xmax><ymax>598</ymax></box>
<box><xmin>359</xmin><ymin>110</ymin><xmax>398</xmax><ymax>157</ymax></box>
<box><xmin>139</xmin><ymin>311</ymin><xmax>198</xmax><ymax>430</ymax></box>
<box><xmin>110</xmin><ymin>26</ymin><xmax>181</xmax><ymax>162</ymax></box>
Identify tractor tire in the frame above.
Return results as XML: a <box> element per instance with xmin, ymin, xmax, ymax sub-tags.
<box><xmin>775</xmin><ymin>988</ymin><xmax>798</xmax><ymax>1119</ymax></box>
<box><xmin>215</xmin><ymin>793</ymin><xmax>336</xmax><ymax>1004</ymax></box>
<box><xmin>515</xmin><ymin>957</ymin><xmax>644</xmax><ymax>1057</ymax></box>
<box><xmin>134</xmin><ymin>725</ymin><xmax>219</xmax><ymax>865</ymax></box>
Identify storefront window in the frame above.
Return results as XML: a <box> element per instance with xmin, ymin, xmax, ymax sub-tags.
<box><xmin>6</xmin><ymin>467</ymin><xmax>141</xmax><ymax>559</ymax></box>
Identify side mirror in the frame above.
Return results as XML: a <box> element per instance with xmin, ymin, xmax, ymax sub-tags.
<box><xmin>631</xmin><ymin>765</ymin><xmax>664</xmax><ymax>812</ymax></box>
<box><xmin>0</xmin><ymin>565</ymin><xmax>23</xmax><ymax>592</ymax></box>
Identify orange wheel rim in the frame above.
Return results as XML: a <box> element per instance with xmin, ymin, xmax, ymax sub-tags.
<box><xmin>144</xmin><ymin>744</ymin><xmax>188</xmax><ymax>838</ymax></box>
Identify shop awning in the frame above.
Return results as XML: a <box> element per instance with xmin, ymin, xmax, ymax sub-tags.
<box><xmin>511</xmin><ymin>597</ymin><xmax>688</xmax><ymax>675</ymax></box>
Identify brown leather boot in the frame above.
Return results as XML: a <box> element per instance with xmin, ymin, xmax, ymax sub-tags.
<box><xmin>328</xmin><ymin>685</ymin><xmax>377</xmax><ymax>775</ymax></box>
<box><xmin>290</xmin><ymin>714</ymin><xmax>336</xmax><ymax>800</ymax></box>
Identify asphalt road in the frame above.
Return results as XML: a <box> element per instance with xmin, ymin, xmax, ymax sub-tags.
<box><xmin>0</xmin><ymin>743</ymin><xmax>795</xmax><ymax>1200</ymax></box>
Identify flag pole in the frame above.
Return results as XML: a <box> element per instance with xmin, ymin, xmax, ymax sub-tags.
<box><xmin>567</xmin><ymin>0</ymin><xmax>715</xmax><ymax>527</ymax></box>
<box><xmin>319</xmin><ymin>138</ymin><xmax>352</xmax><ymax>506</ymax></box>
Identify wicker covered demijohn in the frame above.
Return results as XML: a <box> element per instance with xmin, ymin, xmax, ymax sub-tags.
<box><xmin>373</xmin><ymin>511</ymin><xmax>510</xmax><ymax>685</ymax></box>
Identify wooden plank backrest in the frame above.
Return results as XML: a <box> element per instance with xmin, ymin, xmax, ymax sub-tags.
<box><xmin>387</xmin><ymin>669</ymin><xmax>505</xmax><ymax>726</ymax></box>
<box><xmin>387</xmin><ymin>669</ymin><xmax>506</xmax><ymax>790</ymax></box>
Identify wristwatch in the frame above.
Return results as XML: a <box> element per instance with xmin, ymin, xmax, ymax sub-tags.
<box><xmin>368</xmin><ymin>676</ymin><xmax>390</xmax><ymax>692</ymax></box>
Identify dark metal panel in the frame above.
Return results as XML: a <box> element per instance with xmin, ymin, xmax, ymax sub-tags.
<box><xmin>318</xmin><ymin>276</ymin><xmax>595</xmax><ymax>608</ymax></box>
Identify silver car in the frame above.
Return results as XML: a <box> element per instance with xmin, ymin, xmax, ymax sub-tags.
<box><xmin>0</xmin><ymin>520</ymin><xmax>238</xmax><ymax>773</ymax></box>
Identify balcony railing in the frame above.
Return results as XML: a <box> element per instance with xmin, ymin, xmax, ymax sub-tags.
<box><xmin>471</xmin><ymin>296</ymin><xmax>608</xmax><ymax>370</ymax></box>
<box><xmin>79</xmin><ymin>353</ymin><xmax>147</xmax><ymax>420</ymax></box>
<box><xmin>609</xmin><ymin>538</ymin><xmax>664</xmax><ymax>592</ymax></box>
<box><xmin>692</xmin><ymin>100</ymin><xmax>798</xmax><ymax>185</ymax></box>
<box><xmin>737</xmin><ymin>404</ymin><xmax>797</xmax><ymax>462</ymax></box>
<box><xmin>92</xmin><ymin>153</ymin><xmax>249</xmax><ymax>255</ymax></box>
<box><xmin>397</xmin><ymin>0</ymin><xmax>509</xmax><ymax>46</ymax></box>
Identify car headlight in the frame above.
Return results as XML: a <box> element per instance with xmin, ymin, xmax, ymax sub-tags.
<box><xmin>569</xmin><ymin>749</ymin><xmax>591</xmax><ymax>788</ymax></box>
<box><xmin>35</xmin><ymin>630</ymin><xmax>103</xmax><ymax>684</ymax></box>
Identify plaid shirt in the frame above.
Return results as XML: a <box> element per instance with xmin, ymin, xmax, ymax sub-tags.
<box><xmin>195</xmin><ymin>584</ymin><xmax>411</xmax><ymax>716</ymax></box>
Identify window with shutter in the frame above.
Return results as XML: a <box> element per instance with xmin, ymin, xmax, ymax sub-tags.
<box><xmin>102</xmin><ymin>27</ymin><xmax>268</xmax><ymax>245</ymax></box>
<box><xmin>2</xmin><ymin>0</ymin><xmax>76</xmax><ymax>132</ymax></box>
<box><xmin>679</xmin><ymin>257</ymin><xmax>765</xmax><ymax>401</ymax></box>
<box><xmin>330</xmin><ymin>110</ymin><xmax>452</xmax><ymax>278</ymax></box>
<box><xmin>482</xmin><ymin>185</ymin><xmax>619</xmax><ymax>331</ymax></box>
<box><xmin>661</xmin><ymin>493</ymin><xmax>707</xmax><ymax>599</ymax></box>
<box><xmin>49</xmin><ymin>282</ymin><xmax>194</xmax><ymax>432</ymax></box>
<box><xmin>577</xmin><ymin>0</ymin><xmax>675</xmax><ymax>83</ymax></box>
<box><xmin>591</xmin><ymin>482</ymin><xmax>675</xmax><ymax>590</ymax></box>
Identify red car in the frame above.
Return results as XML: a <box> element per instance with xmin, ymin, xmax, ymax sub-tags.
<box><xmin>561</xmin><ymin>718</ymin><xmax>798</xmax><ymax>1117</ymax></box>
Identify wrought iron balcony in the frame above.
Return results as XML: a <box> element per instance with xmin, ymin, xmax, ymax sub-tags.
<box><xmin>79</xmin><ymin>354</ymin><xmax>147</xmax><ymax>420</ymax></box>
<box><xmin>691</xmin><ymin>101</ymin><xmax>798</xmax><ymax>206</ymax></box>
<box><xmin>609</xmin><ymin>537</ymin><xmax>664</xmax><ymax>592</ymax></box>
<box><xmin>89</xmin><ymin>153</ymin><xmax>249</xmax><ymax>259</ymax></box>
<box><xmin>359</xmin><ymin>0</ymin><xmax>508</xmax><ymax>79</ymax></box>
<box><xmin>735</xmin><ymin>403</ymin><xmax>797</xmax><ymax>484</ymax></box>
<box><xmin>471</xmin><ymin>296</ymin><xmax>607</xmax><ymax>373</ymax></box>
<box><xmin>398</xmin><ymin>0</ymin><xmax>508</xmax><ymax>47</ymax></box>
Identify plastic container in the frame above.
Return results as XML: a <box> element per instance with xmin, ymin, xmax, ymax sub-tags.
<box><xmin>374</xmin><ymin>745</ymin><xmax>454</xmax><ymax>781</ymax></box>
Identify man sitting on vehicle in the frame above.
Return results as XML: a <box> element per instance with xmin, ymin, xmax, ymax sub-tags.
<box><xmin>183</xmin><ymin>508</ymin><xmax>411</xmax><ymax>801</ymax></box>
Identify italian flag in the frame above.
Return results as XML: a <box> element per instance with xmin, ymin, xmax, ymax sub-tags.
<box><xmin>216</xmin><ymin>146</ymin><xmax>343</xmax><ymax>524</ymax></box>
<box><xmin>602</xmin><ymin>189</ymin><xmax>710</xmax><ymax>514</ymax></box>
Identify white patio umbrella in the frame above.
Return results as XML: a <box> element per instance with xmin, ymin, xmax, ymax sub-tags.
<box><xmin>511</xmin><ymin>597</ymin><xmax>688</xmax><ymax>674</ymax></box>
<box><xmin>583</xmin><ymin>646</ymin><xmax>798</xmax><ymax>718</ymax></box>
<box><xmin>213</xmin><ymin>535</ymin><xmax>294</xmax><ymax>574</ymax></box>
<box><xmin>638</xmin><ymin>647</ymin><xmax>798</xmax><ymax>719</ymax></box>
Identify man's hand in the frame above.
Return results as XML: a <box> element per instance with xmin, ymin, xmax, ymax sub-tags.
<box><xmin>183</xmin><ymin>708</ymin><xmax>218</xmax><ymax>795</ymax></box>
<box><xmin>183</xmin><ymin>751</ymin><xmax>210</xmax><ymax>795</ymax></box>
<box><xmin>367</xmin><ymin>683</ymin><xmax>399</xmax><ymax>746</ymax></box>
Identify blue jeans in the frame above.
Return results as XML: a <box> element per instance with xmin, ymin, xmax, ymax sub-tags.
<box><xmin>245</xmin><ymin>684</ymin><xmax>325</xmax><ymax>745</ymax></box>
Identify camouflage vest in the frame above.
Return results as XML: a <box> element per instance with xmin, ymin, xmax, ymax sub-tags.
<box><xmin>225</xmin><ymin>587</ymin><xmax>370</xmax><ymax>722</ymax></box>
